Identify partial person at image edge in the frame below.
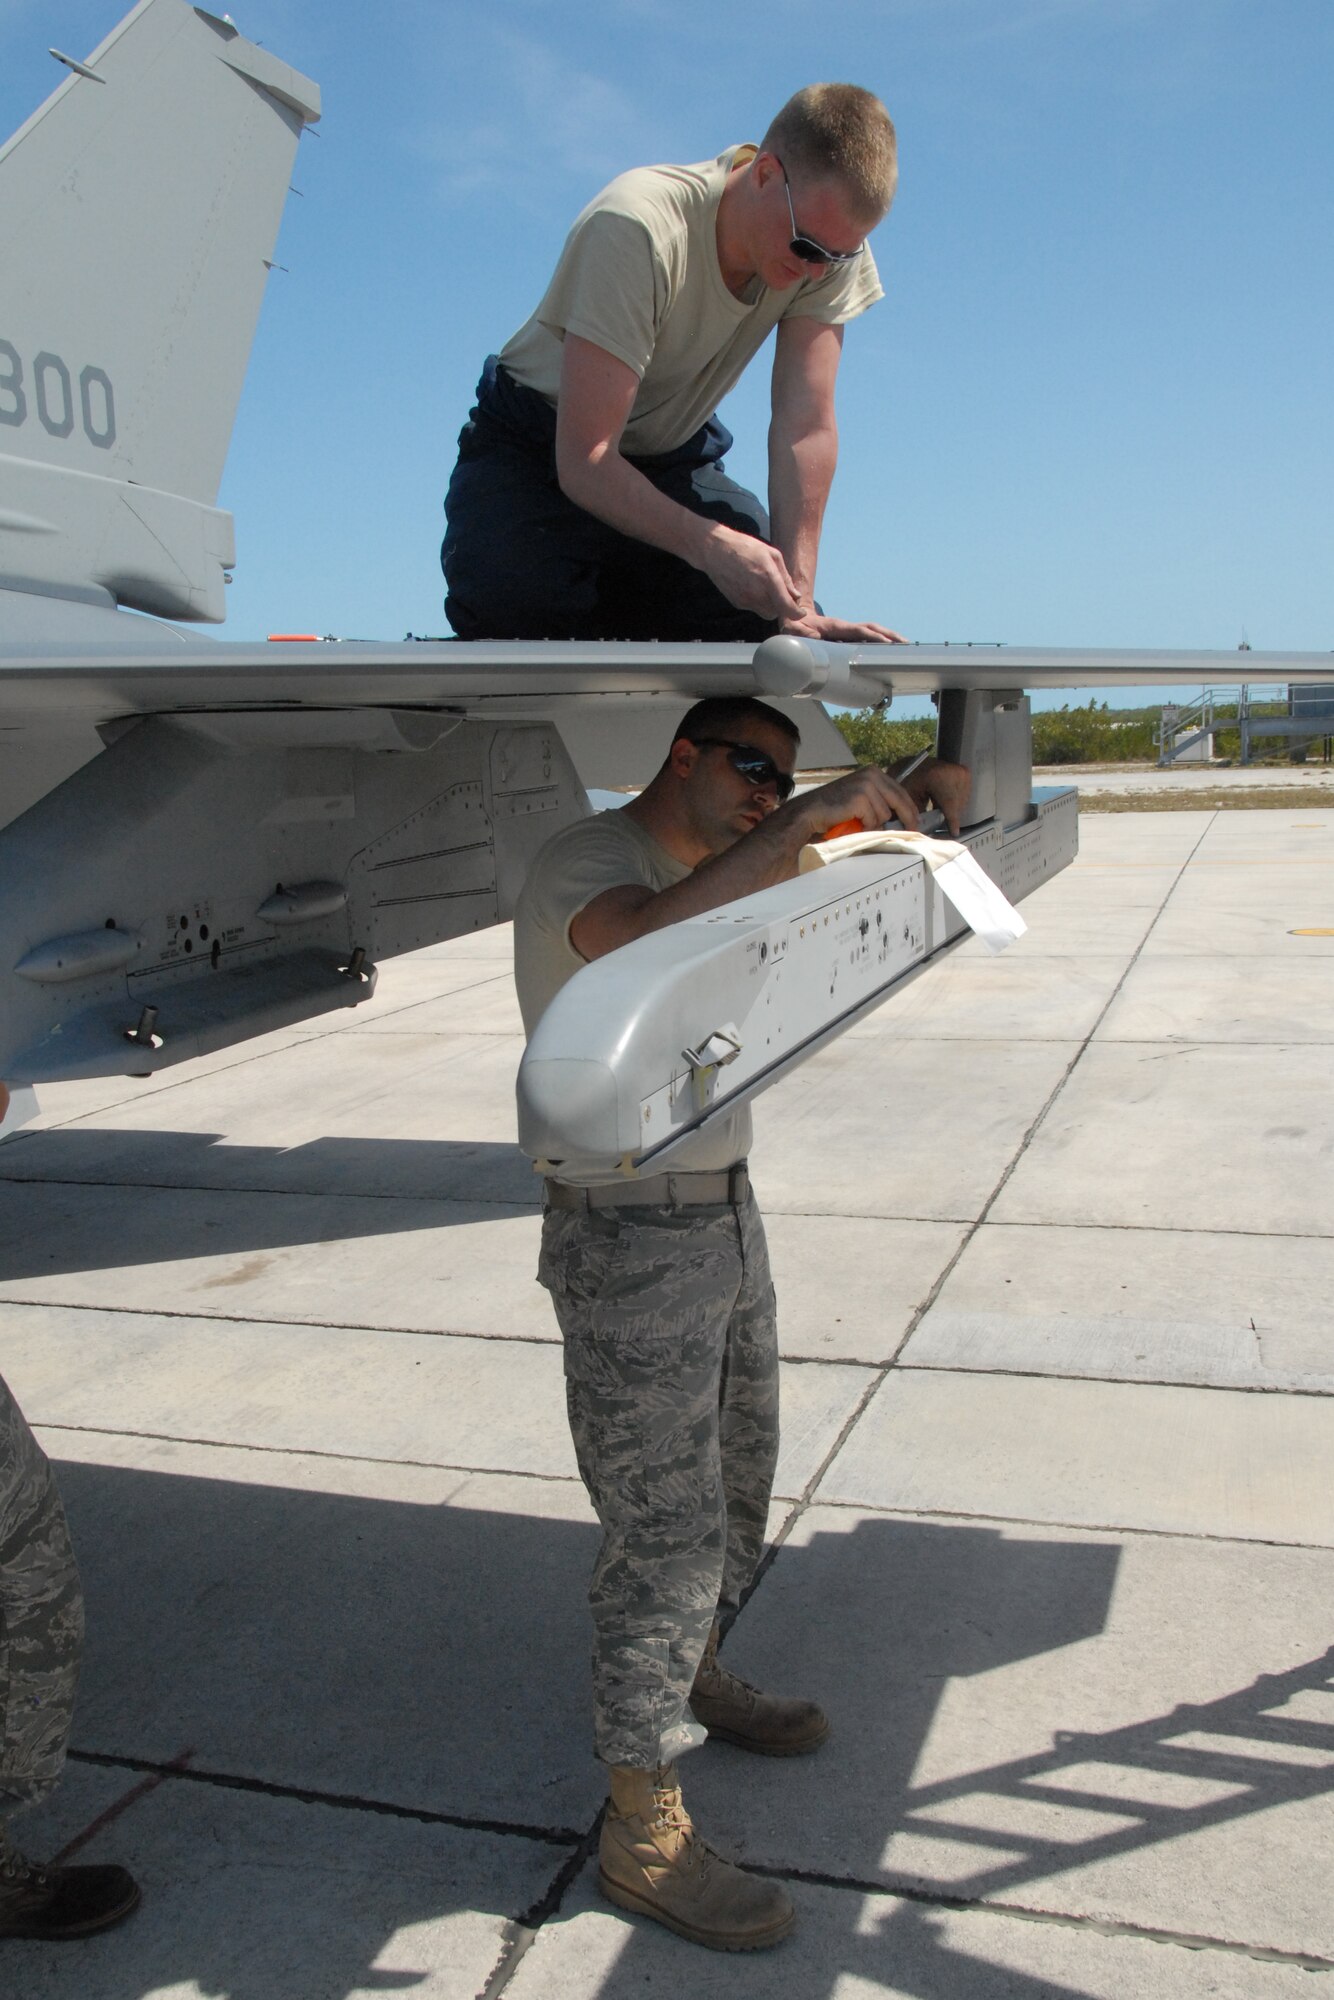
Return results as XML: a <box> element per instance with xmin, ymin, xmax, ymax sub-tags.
<box><xmin>0</xmin><ymin>1083</ymin><xmax>142</xmax><ymax>1945</ymax></box>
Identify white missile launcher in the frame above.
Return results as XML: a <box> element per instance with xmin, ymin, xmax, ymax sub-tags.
<box><xmin>517</xmin><ymin>784</ymin><xmax>1078</xmax><ymax>1174</ymax></box>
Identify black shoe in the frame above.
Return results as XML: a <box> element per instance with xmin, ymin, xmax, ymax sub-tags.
<box><xmin>0</xmin><ymin>1848</ymin><xmax>141</xmax><ymax>1940</ymax></box>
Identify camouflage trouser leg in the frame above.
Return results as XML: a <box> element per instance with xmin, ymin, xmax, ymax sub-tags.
<box><xmin>0</xmin><ymin>1372</ymin><xmax>83</xmax><ymax>1835</ymax></box>
<box><xmin>539</xmin><ymin>1190</ymin><xmax>779</xmax><ymax>1769</ymax></box>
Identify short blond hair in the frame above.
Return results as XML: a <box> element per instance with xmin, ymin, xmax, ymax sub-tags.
<box><xmin>761</xmin><ymin>84</ymin><xmax>897</xmax><ymax>227</ymax></box>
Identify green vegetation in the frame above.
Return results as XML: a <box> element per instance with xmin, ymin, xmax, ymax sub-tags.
<box><xmin>833</xmin><ymin>699</ymin><xmax>1160</xmax><ymax>766</ymax></box>
<box><xmin>833</xmin><ymin>697</ymin><xmax>1326</xmax><ymax>769</ymax></box>
<box><xmin>1030</xmin><ymin>703</ymin><xmax>1158</xmax><ymax>763</ymax></box>
<box><xmin>831</xmin><ymin>710</ymin><xmax>936</xmax><ymax>765</ymax></box>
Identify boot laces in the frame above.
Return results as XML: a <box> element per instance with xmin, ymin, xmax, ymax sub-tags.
<box><xmin>0</xmin><ymin>1849</ymin><xmax>48</xmax><ymax>1890</ymax></box>
<box><xmin>646</xmin><ymin>1772</ymin><xmax>711</xmax><ymax>1877</ymax></box>
<box><xmin>700</xmin><ymin>1655</ymin><xmax>760</xmax><ymax>1714</ymax></box>
<box><xmin>649</xmin><ymin>1777</ymin><xmax>692</xmax><ymax>1840</ymax></box>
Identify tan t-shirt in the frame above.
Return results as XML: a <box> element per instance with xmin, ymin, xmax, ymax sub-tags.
<box><xmin>514</xmin><ymin>809</ymin><xmax>752</xmax><ymax>1181</ymax></box>
<box><xmin>499</xmin><ymin>146</ymin><xmax>884</xmax><ymax>458</ymax></box>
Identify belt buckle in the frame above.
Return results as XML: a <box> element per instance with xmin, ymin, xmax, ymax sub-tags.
<box><xmin>728</xmin><ymin>1164</ymin><xmax>748</xmax><ymax>1205</ymax></box>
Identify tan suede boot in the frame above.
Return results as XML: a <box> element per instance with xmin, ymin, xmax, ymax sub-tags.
<box><xmin>598</xmin><ymin>1762</ymin><xmax>795</xmax><ymax>1951</ymax></box>
<box><xmin>689</xmin><ymin>1628</ymin><xmax>830</xmax><ymax>1755</ymax></box>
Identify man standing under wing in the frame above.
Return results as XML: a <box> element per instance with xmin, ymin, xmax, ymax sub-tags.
<box><xmin>442</xmin><ymin>85</ymin><xmax>904</xmax><ymax>644</ymax></box>
<box><xmin>514</xmin><ymin>700</ymin><xmax>965</xmax><ymax>1950</ymax></box>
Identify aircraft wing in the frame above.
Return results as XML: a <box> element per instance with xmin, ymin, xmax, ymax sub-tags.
<box><xmin>4</xmin><ymin>637</ymin><xmax>808</xmax><ymax>725</ymax></box>
<box><xmin>4</xmin><ymin>624</ymin><xmax>1327</xmax><ymax>1103</ymax></box>
<box><xmin>3</xmin><ymin>629</ymin><xmax>1325</xmax><ymax>840</ymax></box>
<box><xmin>2</xmin><ymin>636</ymin><xmax>1330</xmax><ymax>729</ymax></box>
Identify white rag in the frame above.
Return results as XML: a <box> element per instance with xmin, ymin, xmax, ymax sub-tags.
<box><xmin>798</xmin><ymin>828</ymin><xmax>1027</xmax><ymax>955</ymax></box>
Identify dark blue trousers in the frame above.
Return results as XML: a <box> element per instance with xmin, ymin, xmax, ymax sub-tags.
<box><xmin>441</xmin><ymin>358</ymin><xmax>779</xmax><ymax>642</ymax></box>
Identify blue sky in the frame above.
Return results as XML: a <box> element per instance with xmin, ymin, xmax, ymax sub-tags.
<box><xmin>4</xmin><ymin>0</ymin><xmax>1331</xmax><ymax>714</ymax></box>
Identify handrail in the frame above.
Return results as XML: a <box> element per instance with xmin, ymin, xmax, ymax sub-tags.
<box><xmin>1156</xmin><ymin>688</ymin><xmax>1220</xmax><ymax>764</ymax></box>
<box><xmin>1157</xmin><ymin>684</ymin><xmax>1334</xmax><ymax>766</ymax></box>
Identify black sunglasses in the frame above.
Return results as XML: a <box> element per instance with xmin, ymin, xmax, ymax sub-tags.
<box><xmin>778</xmin><ymin>160</ymin><xmax>864</xmax><ymax>268</ymax></box>
<box><xmin>687</xmin><ymin>737</ymin><xmax>796</xmax><ymax>801</ymax></box>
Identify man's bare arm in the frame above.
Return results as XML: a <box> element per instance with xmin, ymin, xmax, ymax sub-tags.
<box><xmin>570</xmin><ymin>765</ymin><xmax>922</xmax><ymax>962</ymax></box>
<box><xmin>767</xmin><ymin>317</ymin><xmax>840</xmax><ymax>607</ymax></box>
<box><xmin>554</xmin><ymin>335</ymin><xmax>804</xmax><ymax>623</ymax></box>
<box><xmin>767</xmin><ymin>318</ymin><xmax>904</xmax><ymax>645</ymax></box>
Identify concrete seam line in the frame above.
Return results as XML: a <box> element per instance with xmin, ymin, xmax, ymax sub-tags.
<box><xmin>805</xmin><ymin>1493</ymin><xmax>1334</xmax><ymax>1552</ymax></box>
<box><xmin>474</xmin><ymin>1923</ymin><xmax>537</xmax><ymax>2000</ymax></box>
<box><xmin>746</xmin><ymin>1864</ymin><xmax>1334</xmax><ymax>1971</ymax></box>
<box><xmin>478</xmin><ymin>1809</ymin><xmax>606</xmax><ymax>1995</ymax></box>
<box><xmin>36</xmin><ymin>1421</ymin><xmax>587</xmax><ymax>1486</ymax></box>
<box><xmin>0</xmin><ymin>1300</ymin><xmax>561</xmax><ymax>1342</ymax></box>
<box><xmin>51</xmin><ymin>1747</ymin><xmax>196</xmax><ymax>1863</ymax></box>
<box><xmin>66</xmin><ymin>1749</ymin><xmax>585</xmax><ymax>1847</ymax></box>
<box><xmin>0</xmin><ymin>1170</ymin><xmax>543</xmax><ymax>1209</ymax></box>
<box><xmin>894</xmin><ymin>1360</ymin><xmax>1334</xmax><ymax>1402</ymax></box>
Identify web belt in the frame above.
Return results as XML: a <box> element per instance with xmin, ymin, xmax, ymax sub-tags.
<box><xmin>543</xmin><ymin>1165</ymin><xmax>750</xmax><ymax>1212</ymax></box>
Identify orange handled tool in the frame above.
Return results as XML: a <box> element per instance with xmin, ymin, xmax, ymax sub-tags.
<box><xmin>824</xmin><ymin>818</ymin><xmax>865</xmax><ymax>840</ymax></box>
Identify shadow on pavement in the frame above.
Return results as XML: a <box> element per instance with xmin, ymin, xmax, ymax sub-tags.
<box><xmin>0</xmin><ymin>1136</ymin><xmax>536</xmax><ymax>1285</ymax></box>
<box><xmin>19</xmin><ymin>1460</ymin><xmax>1332</xmax><ymax>1997</ymax></box>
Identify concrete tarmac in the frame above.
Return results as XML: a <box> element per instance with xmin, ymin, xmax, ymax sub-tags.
<box><xmin>1</xmin><ymin>803</ymin><xmax>1331</xmax><ymax>1998</ymax></box>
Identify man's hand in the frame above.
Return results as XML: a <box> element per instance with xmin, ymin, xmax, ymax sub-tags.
<box><xmin>900</xmin><ymin>757</ymin><xmax>971</xmax><ymax>838</ymax></box>
<box><xmin>792</xmin><ymin>765</ymin><xmax>922</xmax><ymax>840</ymax></box>
<box><xmin>697</xmin><ymin>522</ymin><xmax>805</xmax><ymax>623</ymax></box>
<box><xmin>779</xmin><ymin>608</ymin><xmax>906</xmax><ymax>644</ymax></box>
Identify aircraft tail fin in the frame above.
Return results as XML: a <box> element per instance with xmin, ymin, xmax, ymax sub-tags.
<box><xmin>0</xmin><ymin>0</ymin><xmax>320</xmax><ymax>621</ymax></box>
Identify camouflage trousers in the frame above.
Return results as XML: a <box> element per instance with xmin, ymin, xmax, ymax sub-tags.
<box><xmin>0</xmin><ymin>1372</ymin><xmax>82</xmax><ymax>1832</ymax></box>
<box><xmin>539</xmin><ymin>1188</ymin><xmax>779</xmax><ymax>1769</ymax></box>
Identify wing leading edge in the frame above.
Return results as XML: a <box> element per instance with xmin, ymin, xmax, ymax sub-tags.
<box><xmin>2</xmin><ymin>637</ymin><xmax>1331</xmax><ymax>728</ymax></box>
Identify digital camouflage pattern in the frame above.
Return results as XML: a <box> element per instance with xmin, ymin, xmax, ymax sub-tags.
<box><xmin>539</xmin><ymin>1189</ymin><xmax>779</xmax><ymax>1768</ymax></box>
<box><xmin>0</xmin><ymin>1373</ymin><xmax>82</xmax><ymax>1831</ymax></box>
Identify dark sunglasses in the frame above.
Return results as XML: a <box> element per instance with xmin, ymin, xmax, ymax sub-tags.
<box><xmin>688</xmin><ymin>737</ymin><xmax>796</xmax><ymax>801</ymax></box>
<box><xmin>778</xmin><ymin>160</ymin><xmax>864</xmax><ymax>268</ymax></box>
